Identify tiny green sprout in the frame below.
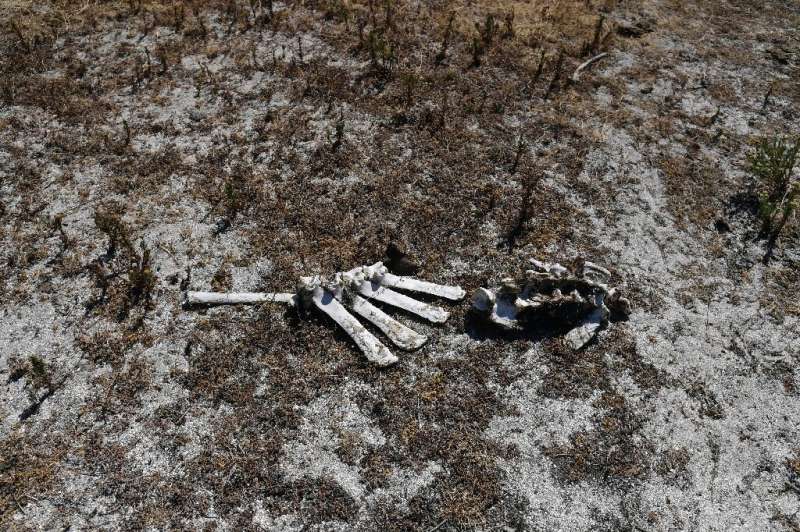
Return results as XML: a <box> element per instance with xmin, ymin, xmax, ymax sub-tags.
<box><xmin>400</xmin><ymin>71</ymin><xmax>418</xmax><ymax>108</ymax></box>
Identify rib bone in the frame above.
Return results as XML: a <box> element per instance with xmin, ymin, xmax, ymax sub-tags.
<box><xmin>309</xmin><ymin>287</ymin><xmax>397</xmax><ymax>367</ymax></box>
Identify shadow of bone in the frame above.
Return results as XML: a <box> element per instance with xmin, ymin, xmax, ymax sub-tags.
<box><xmin>463</xmin><ymin>308</ymin><xmax>575</xmax><ymax>344</ymax></box>
<box><xmin>464</xmin><ymin>302</ymin><xmax>630</xmax><ymax>348</ymax></box>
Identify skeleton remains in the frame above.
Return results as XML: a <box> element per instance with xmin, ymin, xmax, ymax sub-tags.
<box><xmin>185</xmin><ymin>262</ymin><xmax>465</xmax><ymax>366</ymax></box>
<box><xmin>472</xmin><ymin>258</ymin><xmax>631</xmax><ymax>350</ymax></box>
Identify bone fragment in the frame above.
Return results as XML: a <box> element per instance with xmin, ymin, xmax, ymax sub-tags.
<box><xmin>571</xmin><ymin>52</ymin><xmax>609</xmax><ymax>82</ymax></box>
<box><xmin>529</xmin><ymin>258</ymin><xmax>569</xmax><ymax>277</ymax></box>
<box><xmin>582</xmin><ymin>261</ymin><xmax>611</xmax><ymax>280</ymax></box>
<box><xmin>565</xmin><ymin>308</ymin><xmax>605</xmax><ymax>350</ymax></box>
<box><xmin>472</xmin><ymin>288</ymin><xmax>519</xmax><ymax>329</ymax></box>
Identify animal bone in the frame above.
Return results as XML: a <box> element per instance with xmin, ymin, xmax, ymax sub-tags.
<box><xmin>472</xmin><ymin>258</ymin><xmax>631</xmax><ymax>350</ymax></box>
<box><xmin>571</xmin><ymin>52</ymin><xmax>609</xmax><ymax>82</ymax></box>
<box><xmin>185</xmin><ymin>262</ymin><xmax>464</xmax><ymax>366</ymax></box>
<box><xmin>185</xmin><ymin>291</ymin><xmax>297</xmax><ymax>306</ymax></box>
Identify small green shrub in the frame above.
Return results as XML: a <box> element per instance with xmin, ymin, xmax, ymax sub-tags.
<box><xmin>748</xmin><ymin>135</ymin><xmax>800</xmax><ymax>263</ymax></box>
<box><xmin>367</xmin><ymin>29</ymin><xmax>396</xmax><ymax>74</ymax></box>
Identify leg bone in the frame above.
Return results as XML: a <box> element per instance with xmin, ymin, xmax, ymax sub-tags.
<box><xmin>184</xmin><ymin>291</ymin><xmax>297</xmax><ymax>306</ymax></box>
<box><xmin>379</xmin><ymin>272</ymin><xmax>466</xmax><ymax>301</ymax></box>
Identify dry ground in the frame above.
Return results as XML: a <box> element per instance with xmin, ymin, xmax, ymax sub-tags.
<box><xmin>1</xmin><ymin>0</ymin><xmax>799</xmax><ymax>530</ymax></box>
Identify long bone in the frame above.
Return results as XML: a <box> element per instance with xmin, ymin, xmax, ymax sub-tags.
<box><xmin>355</xmin><ymin>282</ymin><xmax>450</xmax><ymax>323</ymax></box>
<box><xmin>349</xmin><ymin>296</ymin><xmax>428</xmax><ymax>350</ymax></box>
<box><xmin>380</xmin><ymin>272</ymin><xmax>466</xmax><ymax>301</ymax></box>
<box><xmin>184</xmin><ymin>261</ymin><xmax>463</xmax><ymax>366</ymax></box>
<box><xmin>185</xmin><ymin>291</ymin><xmax>297</xmax><ymax>306</ymax></box>
<box><xmin>303</xmin><ymin>270</ymin><xmax>429</xmax><ymax>353</ymax></box>
<box><xmin>330</xmin><ymin>263</ymin><xmax>453</xmax><ymax>323</ymax></box>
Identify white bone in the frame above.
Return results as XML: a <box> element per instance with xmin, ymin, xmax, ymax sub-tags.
<box><xmin>472</xmin><ymin>287</ymin><xmax>495</xmax><ymax>313</ymax></box>
<box><xmin>528</xmin><ymin>258</ymin><xmax>569</xmax><ymax>277</ymax></box>
<box><xmin>308</xmin><ymin>286</ymin><xmax>397</xmax><ymax>367</ymax></box>
<box><xmin>474</xmin><ymin>258</ymin><xmax>630</xmax><ymax>349</ymax></box>
<box><xmin>472</xmin><ymin>288</ymin><xmax>519</xmax><ymax>329</ymax></box>
<box><xmin>348</xmin><ymin>295</ymin><xmax>427</xmax><ymax>350</ymax></box>
<box><xmin>583</xmin><ymin>261</ymin><xmax>610</xmax><ymax>278</ymax></box>
<box><xmin>565</xmin><ymin>308</ymin><xmax>604</xmax><ymax>350</ymax></box>
<box><xmin>380</xmin><ymin>272</ymin><xmax>466</xmax><ymax>301</ymax></box>
<box><xmin>185</xmin><ymin>291</ymin><xmax>297</xmax><ymax>306</ymax></box>
<box><xmin>357</xmin><ymin>281</ymin><xmax>449</xmax><ymax>323</ymax></box>
<box><xmin>571</xmin><ymin>52</ymin><xmax>609</xmax><ymax>82</ymax></box>
<box><xmin>186</xmin><ymin>263</ymin><xmax>463</xmax><ymax>366</ymax></box>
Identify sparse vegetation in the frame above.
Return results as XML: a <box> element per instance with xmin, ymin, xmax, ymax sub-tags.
<box><xmin>748</xmin><ymin>135</ymin><xmax>800</xmax><ymax>263</ymax></box>
<box><xmin>0</xmin><ymin>0</ymin><xmax>798</xmax><ymax>530</ymax></box>
<box><xmin>89</xmin><ymin>209</ymin><xmax>156</xmax><ymax>326</ymax></box>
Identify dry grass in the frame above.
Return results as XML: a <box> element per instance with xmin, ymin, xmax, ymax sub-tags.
<box><xmin>452</xmin><ymin>0</ymin><xmax>616</xmax><ymax>53</ymax></box>
<box><xmin>0</xmin><ymin>431</ymin><xmax>67</xmax><ymax>528</ymax></box>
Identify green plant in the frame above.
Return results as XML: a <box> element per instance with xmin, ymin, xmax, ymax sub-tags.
<box><xmin>367</xmin><ymin>29</ymin><xmax>396</xmax><ymax>73</ymax></box>
<box><xmin>470</xmin><ymin>14</ymin><xmax>497</xmax><ymax>67</ymax></box>
<box><xmin>435</xmin><ymin>12</ymin><xmax>455</xmax><ymax>64</ymax></box>
<box><xmin>748</xmin><ymin>135</ymin><xmax>800</xmax><ymax>263</ymax></box>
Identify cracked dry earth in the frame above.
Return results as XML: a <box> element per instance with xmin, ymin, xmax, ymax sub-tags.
<box><xmin>1</xmin><ymin>0</ymin><xmax>800</xmax><ymax>530</ymax></box>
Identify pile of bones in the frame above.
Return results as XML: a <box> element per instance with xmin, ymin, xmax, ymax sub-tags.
<box><xmin>186</xmin><ymin>258</ymin><xmax>630</xmax><ymax>364</ymax></box>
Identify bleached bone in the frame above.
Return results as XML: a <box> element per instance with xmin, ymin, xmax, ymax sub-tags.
<box><xmin>582</xmin><ymin>261</ymin><xmax>611</xmax><ymax>280</ymax></box>
<box><xmin>529</xmin><ymin>258</ymin><xmax>569</xmax><ymax>277</ymax></box>
<box><xmin>356</xmin><ymin>282</ymin><xmax>450</xmax><ymax>323</ymax></box>
<box><xmin>306</xmin><ymin>285</ymin><xmax>398</xmax><ymax>367</ymax></box>
<box><xmin>381</xmin><ymin>272</ymin><xmax>466</xmax><ymax>301</ymax></box>
<box><xmin>571</xmin><ymin>52</ymin><xmax>609</xmax><ymax>82</ymax></box>
<box><xmin>564</xmin><ymin>308</ymin><xmax>605</xmax><ymax>350</ymax></box>
<box><xmin>473</xmin><ymin>258</ymin><xmax>630</xmax><ymax>350</ymax></box>
<box><xmin>473</xmin><ymin>287</ymin><xmax>518</xmax><ymax>329</ymax></box>
<box><xmin>185</xmin><ymin>261</ymin><xmax>463</xmax><ymax>366</ymax></box>
<box><xmin>349</xmin><ymin>295</ymin><xmax>428</xmax><ymax>350</ymax></box>
<box><xmin>329</xmin><ymin>263</ymin><xmax>452</xmax><ymax>323</ymax></box>
<box><xmin>185</xmin><ymin>291</ymin><xmax>297</xmax><ymax>306</ymax></box>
